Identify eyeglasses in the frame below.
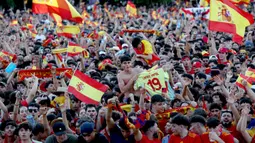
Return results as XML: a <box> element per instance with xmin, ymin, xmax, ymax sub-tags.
<box><xmin>28</xmin><ymin>109</ymin><xmax>38</xmax><ymax>113</ymax></box>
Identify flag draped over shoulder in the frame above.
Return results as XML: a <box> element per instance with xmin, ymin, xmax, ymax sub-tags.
<box><xmin>126</xmin><ymin>1</ymin><xmax>137</xmax><ymax>17</ymax></box>
<box><xmin>32</xmin><ymin>0</ymin><xmax>82</xmax><ymax>23</ymax></box>
<box><xmin>68</xmin><ymin>70</ymin><xmax>108</xmax><ymax>104</ymax></box>
<box><xmin>208</xmin><ymin>0</ymin><xmax>254</xmax><ymax>44</ymax></box>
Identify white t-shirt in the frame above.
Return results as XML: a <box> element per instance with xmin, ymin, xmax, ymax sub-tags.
<box><xmin>35</xmin><ymin>34</ymin><xmax>46</xmax><ymax>42</ymax></box>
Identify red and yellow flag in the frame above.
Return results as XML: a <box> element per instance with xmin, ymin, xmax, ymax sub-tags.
<box><xmin>209</xmin><ymin>0</ymin><xmax>254</xmax><ymax>44</ymax></box>
<box><xmin>67</xmin><ymin>70</ymin><xmax>108</xmax><ymax>104</ymax></box>
<box><xmin>126</xmin><ymin>1</ymin><xmax>137</xmax><ymax>17</ymax></box>
<box><xmin>200</xmin><ymin>0</ymin><xmax>210</xmax><ymax>7</ymax></box>
<box><xmin>10</xmin><ymin>20</ymin><xmax>18</xmax><ymax>26</ymax></box>
<box><xmin>151</xmin><ymin>11</ymin><xmax>158</xmax><ymax>20</ymax></box>
<box><xmin>245</xmin><ymin>68</ymin><xmax>255</xmax><ymax>78</ymax></box>
<box><xmin>236</xmin><ymin>74</ymin><xmax>254</xmax><ymax>89</ymax></box>
<box><xmin>50</xmin><ymin>13</ymin><xmax>63</xmax><ymax>27</ymax></box>
<box><xmin>56</xmin><ymin>25</ymin><xmax>80</xmax><ymax>38</ymax></box>
<box><xmin>231</xmin><ymin>0</ymin><xmax>250</xmax><ymax>5</ymax></box>
<box><xmin>0</xmin><ymin>51</ymin><xmax>17</xmax><ymax>62</ymax></box>
<box><xmin>32</xmin><ymin>0</ymin><xmax>82</xmax><ymax>23</ymax></box>
<box><xmin>67</xmin><ymin>42</ymin><xmax>84</xmax><ymax>56</ymax></box>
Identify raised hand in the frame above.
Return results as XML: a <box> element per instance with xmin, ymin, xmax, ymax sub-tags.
<box><xmin>213</xmin><ymin>76</ymin><xmax>224</xmax><ymax>86</ymax></box>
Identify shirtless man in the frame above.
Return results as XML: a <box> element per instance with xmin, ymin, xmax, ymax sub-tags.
<box><xmin>117</xmin><ymin>56</ymin><xmax>143</xmax><ymax>100</ymax></box>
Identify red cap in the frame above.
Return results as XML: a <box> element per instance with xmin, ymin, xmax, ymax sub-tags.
<box><xmin>193</xmin><ymin>62</ymin><xmax>202</xmax><ymax>68</ymax></box>
<box><xmin>218</xmin><ymin>47</ymin><xmax>228</xmax><ymax>53</ymax></box>
<box><xmin>181</xmin><ymin>56</ymin><xmax>190</xmax><ymax>61</ymax></box>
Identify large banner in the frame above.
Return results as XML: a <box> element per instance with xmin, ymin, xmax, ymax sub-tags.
<box><xmin>18</xmin><ymin>68</ymin><xmax>73</xmax><ymax>81</ymax></box>
<box><xmin>180</xmin><ymin>7</ymin><xmax>210</xmax><ymax>20</ymax></box>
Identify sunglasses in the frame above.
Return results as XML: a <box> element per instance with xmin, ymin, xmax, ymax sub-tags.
<box><xmin>28</xmin><ymin>109</ymin><xmax>38</xmax><ymax>113</ymax></box>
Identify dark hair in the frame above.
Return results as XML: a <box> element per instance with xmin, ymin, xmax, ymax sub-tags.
<box><xmin>1</xmin><ymin>119</ymin><xmax>17</xmax><ymax>131</ymax></box>
<box><xmin>32</xmin><ymin>123</ymin><xmax>45</xmax><ymax>136</ymax></box>
<box><xmin>239</xmin><ymin>97</ymin><xmax>252</xmax><ymax>105</ymax></box>
<box><xmin>132</xmin><ymin>37</ymin><xmax>141</xmax><ymax>48</ymax></box>
<box><xmin>151</xmin><ymin>94</ymin><xmax>165</xmax><ymax>104</ymax></box>
<box><xmin>44</xmin><ymin>81</ymin><xmax>53</xmax><ymax>89</ymax></box>
<box><xmin>196</xmin><ymin>72</ymin><xmax>207</xmax><ymax>79</ymax></box>
<box><xmin>198</xmin><ymin>95</ymin><xmax>213</xmax><ymax>104</ymax></box>
<box><xmin>118</xmin><ymin>117</ymin><xmax>133</xmax><ymax>131</ymax></box>
<box><xmin>16</xmin><ymin>122</ymin><xmax>32</xmax><ymax>136</ymax></box>
<box><xmin>193</xmin><ymin>108</ymin><xmax>207</xmax><ymax>118</ymax></box>
<box><xmin>171</xmin><ymin>114</ymin><xmax>189</xmax><ymax>127</ymax></box>
<box><xmin>141</xmin><ymin>120</ymin><xmax>156</xmax><ymax>133</ymax></box>
<box><xmin>170</xmin><ymin>98</ymin><xmax>181</xmax><ymax>108</ymax></box>
<box><xmin>221</xmin><ymin>110</ymin><xmax>233</xmax><ymax>117</ymax></box>
<box><xmin>120</xmin><ymin>56</ymin><xmax>131</xmax><ymax>64</ymax></box>
<box><xmin>28</xmin><ymin>102</ymin><xmax>40</xmax><ymax>110</ymax></box>
<box><xmin>207</xmin><ymin>117</ymin><xmax>220</xmax><ymax>128</ymax></box>
<box><xmin>85</xmin><ymin>104</ymin><xmax>96</xmax><ymax>112</ymax></box>
<box><xmin>182</xmin><ymin>73</ymin><xmax>193</xmax><ymax>81</ymax></box>
<box><xmin>190</xmin><ymin>115</ymin><xmax>206</xmax><ymax>126</ymax></box>
<box><xmin>112</xmin><ymin>111</ymin><xmax>121</xmax><ymax>122</ymax></box>
<box><xmin>209</xmin><ymin>103</ymin><xmax>222</xmax><ymax>111</ymax></box>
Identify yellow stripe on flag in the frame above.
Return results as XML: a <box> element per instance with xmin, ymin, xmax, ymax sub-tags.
<box><xmin>52</xmin><ymin>48</ymin><xmax>67</xmax><ymax>54</ymax></box>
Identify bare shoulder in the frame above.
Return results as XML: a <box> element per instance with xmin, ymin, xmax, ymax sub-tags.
<box><xmin>133</xmin><ymin>67</ymin><xmax>144</xmax><ymax>74</ymax></box>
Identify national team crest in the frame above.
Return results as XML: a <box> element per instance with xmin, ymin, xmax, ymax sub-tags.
<box><xmin>218</xmin><ymin>4</ymin><xmax>232</xmax><ymax>23</ymax></box>
<box><xmin>76</xmin><ymin>82</ymin><xmax>85</xmax><ymax>91</ymax></box>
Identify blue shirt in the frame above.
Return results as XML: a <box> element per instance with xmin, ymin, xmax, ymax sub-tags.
<box><xmin>110</xmin><ymin>124</ymin><xmax>135</xmax><ymax>143</ymax></box>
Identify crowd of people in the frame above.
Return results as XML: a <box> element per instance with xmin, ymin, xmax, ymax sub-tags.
<box><xmin>0</xmin><ymin>0</ymin><xmax>255</xmax><ymax>143</ymax></box>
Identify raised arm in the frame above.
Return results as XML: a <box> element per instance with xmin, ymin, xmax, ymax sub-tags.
<box><xmin>117</xmin><ymin>74</ymin><xmax>137</xmax><ymax>94</ymax></box>
<box><xmin>106</xmin><ymin>97</ymin><xmax>117</xmax><ymax>130</ymax></box>
<box><xmin>26</xmin><ymin>75</ymin><xmax>39</xmax><ymax>104</ymax></box>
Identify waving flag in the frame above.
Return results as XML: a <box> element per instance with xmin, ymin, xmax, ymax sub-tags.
<box><xmin>50</xmin><ymin>13</ymin><xmax>63</xmax><ymax>26</ymax></box>
<box><xmin>236</xmin><ymin>74</ymin><xmax>254</xmax><ymax>89</ymax></box>
<box><xmin>231</xmin><ymin>0</ymin><xmax>250</xmax><ymax>5</ymax></box>
<box><xmin>245</xmin><ymin>68</ymin><xmax>255</xmax><ymax>78</ymax></box>
<box><xmin>56</xmin><ymin>25</ymin><xmax>80</xmax><ymax>38</ymax></box>
<box><xmin>10</xmin><ymin>20</ymin><xmax>18</xmax><ymax>26</ymax></box>
<box><xmin>32</xmin><ymin>0</ymin><xmax>82</xmax><ymax>23</ymax></box>
<box><xmin>67</xmin><ymin>42</ymin><xmax>84</xmax><ymax>56</ymax></box>
<box><xmin>209</xmin><ymin>0</ymin><xmax>254</xmax><ymax>44</ymax></box>
<box><xmin>181</xmin><ymin>7</ymin><xmax>210</xmax><ymax>20</ymax></box>
<box><xmin>68</xmin><ymin>70</ymin><xmax>108</xmax><ymax>104</ymax></box>
<box><xmin>200</xmin><ymin>0</ymin><xmax>210</xmax><ymax>7</ymax></box>
<box><xmin>126</xmin><ymin>1</ymin><xmax>137</xmax><ymax>17</ymax></box>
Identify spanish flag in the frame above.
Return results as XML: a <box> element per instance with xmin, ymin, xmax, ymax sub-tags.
<box><xmin>67</xmin><ymin>42</ymin><xmax>84</xmax><ymax>57</ymax></box>
<box><xmin>82</xmin><ymin>50</ymin><xmax>90</xmax><ymax>59</ymax></box>
<box><xmin>236</xmin><ymin>74</ymin><xmax>254</xmax><ymax>89</ymax></box>
<box><xmin>52</xmin><ymin>48</ymin><xmax>67</xmax><ymax>54</ymax></box>
<box><xmin>0</xmin><ymin>51</ymin><xmax>17</xmax><ymax>62</ymax></box>
<box><xmin>200</xmin><ymin>0</ymin><xmax>210</xmax><ymax>7</ymax></box>
<box><xmin>209</xmin><ymin>0</ymin><xmax>254</xmax><ymax>44</ymax></box>
<box><xmin>32</xmin><ymin>0</ymin><xmax>82</xmax><ymax>23</ymax></box>
<box><xmin>151</xmin><ymin>11</ymin><xmax>158</xmax><ymax>20</ymax></box>
<box><xmin>56</xmin><ymin>25</ymin><xmax>80</xmax><ymax>38</ymax></box>
<box><xmin>30</xmin><ymin>30</ymin><xmax>37</xmax><ymax>39</ymax></box>
<box><xmin>26</xmin><ymin>24</ymin><xmax>34</xmax><ymax>30</ymax></box>
<box><xmin>245</xmin><ymin>68</ymin><xmax>255</xmax><ymax>78</ymax></box>
<box><xmin>10</xmin><ymin>20</ymin><xmax>18</xmax><ymax>26</ymax></box>
<box><xmin>81</xmin><ymin>10</ymin><xmax>90</xmax><ymax>19</ymax></box>
<box><xmin>98</xmin><ymin>59</ymin><xmax>112</xmax><ymax>70</ymax></box>
<box><xmin>231</xmin><ymin>0</ymin><xmax>250</xmax><ymax>5</ymax></box>
<box><xmin>126</xmin><ymin>1</ymin><xmax>137</xmax><ymax>17</ymax></box>
<box><xmin>68</xmin><ymin>70</ymin><xmax>108</xmax><ymax>104</ymax></box>
<box><xmin>50</xmin><ymin>13</ymin><xmax>63</xmax><ymax>27</ymax></box>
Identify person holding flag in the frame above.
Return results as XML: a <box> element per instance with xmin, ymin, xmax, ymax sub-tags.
<box><xmin>132</xmin><ymin>37</ymin><xmax>160</xmax><ymax>67</ymax></box>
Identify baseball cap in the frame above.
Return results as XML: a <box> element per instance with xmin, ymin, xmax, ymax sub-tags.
<box><xmin>218</xmin><ymin>47</ymin><xmax>228</xmax><ymax>53</ymax></box>
<box><xmin>80</xmin><ymin>122</ymin><xmax>95</xmax><ymax>135</ymax></box>
<box><xmin>193</xmin><ymin>61</ymin><xmax>202</xmax><ymax>68</ymax></box>
<box><xmin>110</xmin><ymin>46</ymin><xmax>120</xmax><ymax>51</ymax></box>
<box><xmin>99</xmin><ymin>51</ymin><xmax>106</xmax><ymax>55</ymax></box>
<box><xmin>52</xmin><ymin>122</ymin><xmax>66</xmax><ymax>136</ymax></box>
<box><xmin>122</xmin><ymin>43</ymin><xmax>129</xmax><ymax>48</ymax></box>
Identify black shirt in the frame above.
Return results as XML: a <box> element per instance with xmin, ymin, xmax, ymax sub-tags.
<box><xmin>77</xmin><ymin>133</ymin><xmax>109</xmax><ymax>143</ymax></box>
